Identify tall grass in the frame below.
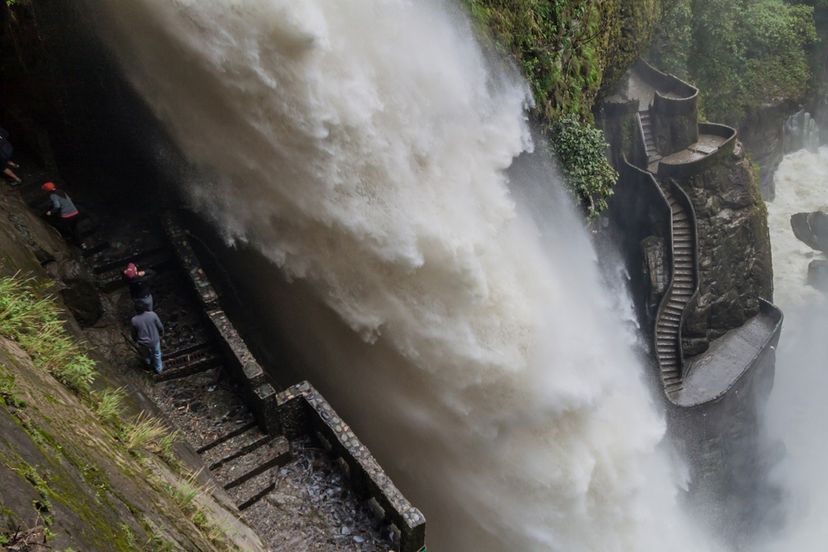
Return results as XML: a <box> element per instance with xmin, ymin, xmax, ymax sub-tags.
<box><xmin>93</xmin><ymin>387</ymin><xmax>126</xmax><ymax>425</ymax></box>
<box><xmin>0</xmin><ymin>274</ymin><xmax>97</xmax><ymax>394</ymax></box>
<box><xmin>119</xmin><ymin>412</ymin><xmax>168</xmax><ymax>453</ymax></box>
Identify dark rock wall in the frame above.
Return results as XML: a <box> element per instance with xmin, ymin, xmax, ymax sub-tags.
<box><xmin>679</xmin><ymin>148</ymin><xmax>773</xmax><ymax>350</ymax></box>
<box><xmin>669</xmin><ymin>321</ymin><xmax>779</xmax><ymax>545</ymax></box>
<box><xmin>738</xmin><ymin>101</ymin><xmax>796</xmax><ymax>201</ymax></box>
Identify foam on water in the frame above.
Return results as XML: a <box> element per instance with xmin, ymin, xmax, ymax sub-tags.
<box><xmin>761</xmin><ymin>146</ymin><xmax>828</xmax><ymax>551</ymax></box>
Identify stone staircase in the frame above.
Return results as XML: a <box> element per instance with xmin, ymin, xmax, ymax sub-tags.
<box><xmin>639</xmin><ymin>110</ymin><xmax>662</xmax><ymax>165</ymax></box>
<box><xmin>83</xmin><ymin>218</ymin><xmax>295</xmax><ymax>514</ymax></box>
<box><xmin>654</xmin><ymin>182</ymin><xmax>696</xmax><ymax>396</ymax></box>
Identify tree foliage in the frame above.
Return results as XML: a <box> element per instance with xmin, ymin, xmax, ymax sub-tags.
<box><xmin>464</xmin><ymin>0</ymin><xmax>636</xmax><ymax>216</ymax></box>
<box><xmin>650</xmin><ymin>0</ymin><xmax>816</xmax><ymax>124</ymax></box>
<box><xmin>549</xmin><ymin>115</ymin><xmax>618</xmax><ymax>217</ymax></box>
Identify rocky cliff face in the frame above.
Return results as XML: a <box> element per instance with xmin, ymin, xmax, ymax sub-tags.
<box><xmin>738</xmin><ymin>101</ymin><xmax>796</xmax><ymax>201</ymax></box>
<box><xmin>680</xmin><ymin>146</ymin><xmax>774</xmax><ymax>355</ymax></box>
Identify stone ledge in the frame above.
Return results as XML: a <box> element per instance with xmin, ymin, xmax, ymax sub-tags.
<box><xmin>277</xmin><ymin>381</ymin><xmax>426</xmax><ymax>552</ymax></box>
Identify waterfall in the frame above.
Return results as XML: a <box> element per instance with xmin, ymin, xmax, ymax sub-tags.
<box><xmin>87</xmin><ymin>1</ymin><xmax>717</xmax><ymax>549</ymax></box>
<box><xmin>784</xmin><ymin>110</ymin><xmax>821</xmax><ymax>154</ymax></box>
<box><xmin>761</xmin><ymin>147</ymin><xmax>828</xmax><ymax>550</ymax></box>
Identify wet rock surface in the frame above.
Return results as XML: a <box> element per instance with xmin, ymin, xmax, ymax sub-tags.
<box><xmin>59</xmin><ymin>278</ymin><xmax>103</xmax><ymax>327</ymax></box>
<box><xmin>246</xmin><ymin>438</ymin><xmax>394</xmax><ymax>552</ymax></box>
<box><xmin>678</xmin><ymin>150</ymin><xmax>773</xmax><ymax>354</ymax></box>
<box><xmin>791</xmin><ymin>211</ymin><xmax>828</xmax><ymax>252</ymax></box>
<box><xmin>808</xmin><ymin>259</ymin><xmax>828</xmax><ymax>292</ymax></box>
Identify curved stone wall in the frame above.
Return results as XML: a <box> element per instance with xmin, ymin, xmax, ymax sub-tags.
<box><xmin>657</xmin><ymin>123</ymin><xmax>738</xmax><ymax>179</ymax></box>
<box><xmin>634</xmin><ymin>59</ymin><xmax>699</xmax><ymax>115</ymax></box>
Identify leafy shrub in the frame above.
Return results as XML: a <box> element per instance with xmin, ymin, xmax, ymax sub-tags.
<box><xmin>549</xmin><ymin>115</ymin><xmax>618</xmax><ymax>217</ymax></box>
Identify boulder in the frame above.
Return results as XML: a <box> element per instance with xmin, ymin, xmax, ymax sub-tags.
<box><xmin>791</xmin><ymin>211</ymin><xmax>828</xmax><ymax>252</ymax></box>
<box><xmin>59</xmin><ymin>279</ymin><xmax>103</xmax><ymax>327</ymax></box>
<box><xmin>807</xmin><ymin>259</ymin><xmax>828</xmax><ymax>292</ymax></box>
<box><xmin>682</xmin><ymin>337</ymin><xmax>710</xmax><ymax>357</ymax></box>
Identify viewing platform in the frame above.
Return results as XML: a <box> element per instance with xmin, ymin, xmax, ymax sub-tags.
<box><xmin>676</xmin><ymin>300</ymin><xmax>782</xmax><ymax>407</ymax></box>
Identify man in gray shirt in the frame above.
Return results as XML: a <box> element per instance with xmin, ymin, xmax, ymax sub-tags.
<box><xmin>131</xmin><ymin>303</ymin><xmax>164</xmax><ymax>374</ymax></box>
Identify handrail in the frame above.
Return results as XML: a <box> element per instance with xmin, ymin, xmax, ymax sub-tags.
<box><xmin>634</xmin><ymin>112</ymin><xmax>649</xmax><ymax>167</ymax></box>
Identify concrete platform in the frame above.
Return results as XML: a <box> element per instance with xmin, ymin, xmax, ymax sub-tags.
<box><xmin>677</xmin><ymin>302</ymin><xmax>783</xmax><ymax>407</ymax></box>
<box><xmin>648</xmin><ymin>134</ymin><xmax>729</xmax><ymax>173</ymax></box>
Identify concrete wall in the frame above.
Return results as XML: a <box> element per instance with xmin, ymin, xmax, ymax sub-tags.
<box><xmin>657</xmin><ymin>123</ymin><xmax>738</xmax><ymax>179</ymax></box>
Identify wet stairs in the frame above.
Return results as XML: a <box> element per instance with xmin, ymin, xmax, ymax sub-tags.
<box><xmin>639</xmin><ymin>110</ymin><xmax>662</xmax><ymax>166</ymax></box>
<box><xmin>84</xmin><ymin>217</ymin><xmax>294</xmax><ymax>514</ymax></box>
<box><xmin>654</xmin><ymin>182</ymin><xmax>696</xmax><ymax>396</ymax></box>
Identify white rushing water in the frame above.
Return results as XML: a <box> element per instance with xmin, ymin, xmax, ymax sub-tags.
<box><xmin>762</xmin><ymin>146</ymin><xmax>828</xmax><ymax>550</ymax></box>
<box><xmin>89</xmin><ymin>1</ymin><xmax>714</xmax><ymax>549</ymax></box>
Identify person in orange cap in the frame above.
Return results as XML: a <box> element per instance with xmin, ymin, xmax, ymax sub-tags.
<box><xmin>42</xmin><ymin>181</ymin><xmax>83</xmax><ymax>247</ymax></box>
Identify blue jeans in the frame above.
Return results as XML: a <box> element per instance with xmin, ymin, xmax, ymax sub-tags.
<box><xmin>140</xmin><ymin>342</ymin><xmax>163</xmax><ymax>374</ymax></box>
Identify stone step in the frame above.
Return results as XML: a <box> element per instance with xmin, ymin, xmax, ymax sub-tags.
<box><xmin>665</xmin><ymin>382</ymin><xmax>683</xmax><ymax>394</ymax></box>
<box><xmin>163</xmin><ymin>341</ymin><xmax>217</xmax><ymax>362</ymax></box>
<box><xmin>200</xmin><ymin>425</ymin><xmax>271</xmax><ymax>469</ymax></box>
<box><xmin>212</xmin><ymin>436</ymin><xmax>291</xmax><ymax>492</ymax></box>
<box><xmin>155</xmin><ymin>349</ymin><xmax>223</xmax><ymax>382</ymax></box>
<box><xmin>222</xmin><ymin>438</ymin><xmax>292</xmax><ymax>511</ymax></box>
<box><xmin>197</xmin><ymin>421</ymin><xmax>259</xmax><ymax>454</ymax></box>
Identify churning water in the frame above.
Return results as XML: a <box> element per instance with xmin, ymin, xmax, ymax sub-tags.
<box><xmin>89</xmin><ymin>1</ymin><xmax>716</xmax><ymax>549</ymax></box>
<box><xmin>761</xmin><ymin>146</ymin><xmax>828</xmax><ymax>550</ymax></box>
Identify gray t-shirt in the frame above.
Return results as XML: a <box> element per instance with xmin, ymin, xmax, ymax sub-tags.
<box><xmin>131</xmin><ymin>311</ymin><xmax>164</xmax><ymax>347</ymax></box>
<box><xmin>49</xmin><ymin>192</ymin><xmax>78</xmax><ymax>218</ymax></box>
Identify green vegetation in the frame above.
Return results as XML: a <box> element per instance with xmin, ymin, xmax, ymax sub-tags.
<box><xmin>650</xmin><ymin>0</ymin><xmax>816</xmax><ymax>124</ymax></box>
<box><xmin>549</xmin><ymin>115</ymin><xmax>618</xmax><ymax>216</ymax></box>
<box><xmin>92</xmin><ymin>387</ymin><xmax>126</xmax><ymax>426</ymax></box>
<box><xmin>118</xmin><ymin>411</ymin><xmax>169</xmax><ymax>453</ymax></box>
<box><xmin>463</xmin><ymin>0</ymin><xmax>650</xmax><ymax>215</ymax></box>
<box><xmin>0</xmin><ymin>271</ymin><xmax>240</xmax><ymax>550</ymax></box>
<box><xmin>0</xmin><ymin>274</ymin><xmax>97</xmax><ymax>394</ymax></box>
